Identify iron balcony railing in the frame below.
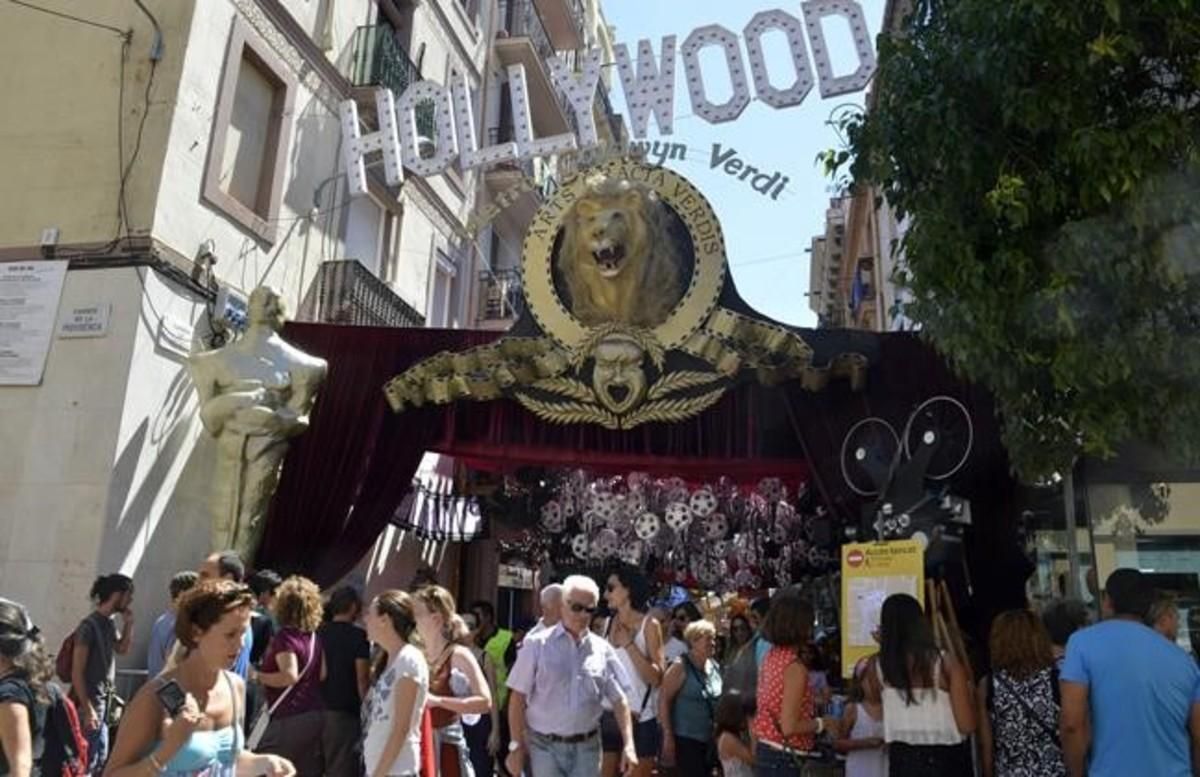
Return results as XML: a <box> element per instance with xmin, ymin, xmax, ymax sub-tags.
<box><xmin>477</xmin><ymin>267</ymin><xmax>524</xmax><ymax>323</ymax></box>
<box><xmin>498</xmin><ymin>2</ymin><xmax>578</xmax><ymax>133</ymax></box>
<box><xmin>348</xmin><ymin>25</ymin><xmax>436</xmax><ymax>141</ymax></box>
<box><xmin>299</xmin><ymin>260</ymin><xmax>425</xmax><ymax>328</ymax></box>
<box><xmin>500</xmin><ymin>0</ymin><xmax>555</xmax><ymax>62</ymax></box>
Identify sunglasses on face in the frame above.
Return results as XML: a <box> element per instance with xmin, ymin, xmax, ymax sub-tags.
<box><xmin>568</xmin><ymin>601</ymin><xmax>598</xmax><ymax>615</ymax></box>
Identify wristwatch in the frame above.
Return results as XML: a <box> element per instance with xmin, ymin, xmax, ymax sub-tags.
<box><xmin>508</xmin><ymin>741</ymin><xmax>523</xmax><ymax>753</ymax></box>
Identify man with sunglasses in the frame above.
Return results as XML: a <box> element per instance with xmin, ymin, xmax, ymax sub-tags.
<box><xmin>506</xmin><ymin>575</ymin><xmax>637</xmax><ymax>777</ymax></box>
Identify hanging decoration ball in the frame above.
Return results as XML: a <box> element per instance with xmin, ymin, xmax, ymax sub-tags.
<box><xmin>571</xmin><ymin>533</ymin><xmax>590</xmax><ymax>560</ymax></box>
<box><xmin>757</xmin><ymin>477</ymin><xmax>784</xmax><ymax>502</ymax></box>
<box><xmin>703</xmin><ymin>512</ymin><xmax>728</xmax><ymax>540</ymax></box>
<box><xmin>593</xmin><ymin>492</ymin><xmax>619</xmax><ymax>522</ymax></box>
<box><xmin>634</xmin><ymin>511</ymin><xmax>661</xmax><ymax>540</ymax></box>
<box><xmin>540</xmin><ymin>500</ymin><xmax>565</xmax><ymax>533</ymax></box>
<box><xmin>577</xmin><ymin>510</ymin><xmax>599</xmax><ymax>531</ymax></box>
<box><xmin>665</xmin><ymin>478</ymin><xmax>690</xmax><ymax>505</ymax></box>
<box><xmin>664</xmin><ymin>501</ymin><xmax>693</xmax><ymax>532</ymax></box>
<box><xmin>689</xmin><ymin>489</ymin><xmax>719</xmax><ymax>518</ymax></box>
<box><xmin>592</xmin><ymin>527</ymin><xmax>620</xmax><ymax>559</ymax></box>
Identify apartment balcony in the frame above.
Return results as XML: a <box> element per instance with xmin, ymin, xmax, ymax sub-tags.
<box><xmin>297</xmin><ymin>260</ymin><xmax>425</xmax><ymax>328</ymax></box>
<box><xmin>483</xmin><ymin>126</ymin><xmax>543</xmax><ymax>226</ymax></box>
<box><xmin>495</xmin><ymin>0</ymin><xmax>572</xmax><ymax>137</ymax></box>
<box><xmin>347</xmin><ymin>25</ymin><xmax>435</xmax><ymax>139</ymax></box>
<box><xmin>476</xmin><ymin>267</ymin><xmax>524</xmax><ymax>327</ymax></box>
<box><xmin>533</xmin><ymin>0</ymin><xmax>585</xmax><ymax>51</ymax></box>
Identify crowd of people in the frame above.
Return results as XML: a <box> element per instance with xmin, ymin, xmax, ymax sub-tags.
<box><xmin>0</xmin><ymin>561</ymin><xmax>1197</xmax><ymax>777</ymax></box>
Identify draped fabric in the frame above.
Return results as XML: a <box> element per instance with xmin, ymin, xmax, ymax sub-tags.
<box><xmin>256</xmin><ymin>325</ymin><xmax>499</xmax><ymax>583</ymax></box>
<box><xmin>258</xmin><ymin>322</ymin><xmax>1019</xmax><ymax>621</ymax></box>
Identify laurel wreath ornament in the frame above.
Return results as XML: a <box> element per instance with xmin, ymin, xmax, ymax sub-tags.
<box><xmin>513</xmin><ymin>392</ymin><xmax>620</xmax><ymax>429</ymax></box>
<box><xmin>622</xmin><ymin>387</ymin><xmax>728</xmax><ymax>428</ymax></box>
<box><xmin>646</xmin><ymin>370</ymin><xmax>725</xmax><ymax>400</ymax></box>
<box><xmin>520</xmin><ymin>368</ymin><xmax>728</xmax><ymax>430</ymax></box>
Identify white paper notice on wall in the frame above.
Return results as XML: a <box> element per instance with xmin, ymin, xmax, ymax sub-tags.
<box><xmin>57</xmin><ymin>302</ymin><xmax>111</xmax><ymax>339</ymax></box>
<box><xmin>0</xmin><ymin>260</ymin><xmax>68</xmax><ymax>385</ymax></box>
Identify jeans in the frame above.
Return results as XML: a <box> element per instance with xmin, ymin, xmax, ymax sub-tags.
<box><xmin>464</xmin><ymin>714</ymin><xmax>493</xmax><ymax>777</ymax></box>
<box><xmin>674</xmin><ymin>735</ymin><xmax>711</xmax><ymax>775</ymax></box>
<box><xmin>321</xmin><ymin>710</ymin><xmax>363</xmax><ymax>777</ymax></box>
<box><xmin>754</xmin><ymin>742</ymin><xmax>813</xmax><ymax>777</ymax></box>
<box><xmin>527</xmin><ymin>730</ymin><xmax>602</xmax><ymax>777</ymax></box>
<box><xmin>85</xmin><ymin>696</ymin><xmax>109</xmax><ymax>774</ymax></box>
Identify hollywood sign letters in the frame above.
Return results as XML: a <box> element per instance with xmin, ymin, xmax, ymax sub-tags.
<box><xmin>340</xmin><ymin>1</ymin><xmax>876</xmax><ymax>196</ymax></box>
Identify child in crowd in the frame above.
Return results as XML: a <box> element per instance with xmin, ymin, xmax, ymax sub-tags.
<box><xmin>836</xmin><ymin>656</ymin><xmax>888</xmax><ymax>777</ymax></box>
<box><xmin>714</xmin><ymin>690</ymin><xmax>755</xmax><ymax>777</ymax></box>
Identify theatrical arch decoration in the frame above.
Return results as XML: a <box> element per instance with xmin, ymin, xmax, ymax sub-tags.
<box><xmin>384</xmin><ymin>156</ymin><xmax>868</xmax><ymax>429</ymax></box>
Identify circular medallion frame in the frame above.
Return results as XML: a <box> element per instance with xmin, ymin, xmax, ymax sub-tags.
<box><xmin>521</xmin><ymin>157</ymin><xmax>728</xmax><ymax>350</ymax></box>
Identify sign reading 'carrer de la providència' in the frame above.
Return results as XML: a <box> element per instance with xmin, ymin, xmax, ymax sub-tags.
<box><xmin>339</xmin><ymin>2</ymin><xmax>877</xmax><ymax>196</ymax></box>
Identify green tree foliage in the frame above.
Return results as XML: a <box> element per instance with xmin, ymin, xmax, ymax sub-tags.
<box><xmin>838</xmin><ymin>0</ymin><xmax>1200</xmax><ymax>480</ymax></box>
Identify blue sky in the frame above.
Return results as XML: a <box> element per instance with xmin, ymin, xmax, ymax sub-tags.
<box><xmin>602</xmin><ymin>0</ymin><xmax>886</xmax><ymax>328</ymax></box>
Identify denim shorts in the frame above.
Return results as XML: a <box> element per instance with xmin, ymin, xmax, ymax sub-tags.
<box><xmin>599</xmin><ymin>711</ymin><xmax>661</xmax><ymax>757</ymax></box>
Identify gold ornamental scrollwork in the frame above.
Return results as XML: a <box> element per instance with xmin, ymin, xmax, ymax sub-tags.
<box><xmin>382</xmin><ymin>157</ymin><xmax>868</xmax><ymax>429</ymax></box>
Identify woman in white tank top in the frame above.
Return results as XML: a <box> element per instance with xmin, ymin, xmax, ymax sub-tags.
<box><xmin>877</xmin><ymin>594</ymin><xmax>976</xmax><ymax>777</ymax></box>
<box><xmin>601</xmin><ymin>568</ymin><xmax>665</xmax><ymax>777</ymax></box>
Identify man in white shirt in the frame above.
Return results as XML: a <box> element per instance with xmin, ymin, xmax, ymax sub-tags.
<box><xmin>527</xmin><ymin>583</ymin><xmax>563</xmax><ymax>639</ymax></box>
<box><xmin>506</xmin><ymin>576</ymin><xmax>637</xmax><ymax>777</ymax></box>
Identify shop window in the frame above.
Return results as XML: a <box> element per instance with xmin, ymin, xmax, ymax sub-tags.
<box><xmin>203</xmin><ymin>18</ymin><xmax>296</xmax><ymax>243</ymax></box>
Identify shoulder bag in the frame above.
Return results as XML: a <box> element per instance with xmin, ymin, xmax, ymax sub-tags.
<box><xmin>246</xmin><ymin>633</ymin><xmax>316</xmax><ymax>750</ymax></box>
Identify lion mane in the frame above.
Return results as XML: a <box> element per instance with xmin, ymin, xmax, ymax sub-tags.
<box><xmin>556</xmin><ymin>174</ymin><xmax>684</xmax><ymax>328</ymax></box>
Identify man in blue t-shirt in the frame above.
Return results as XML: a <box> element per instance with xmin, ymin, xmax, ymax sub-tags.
<box><xmin>1061</xmin><ymin>568</ymin><xmax>1200</xmax><ymax>777</ymax></box>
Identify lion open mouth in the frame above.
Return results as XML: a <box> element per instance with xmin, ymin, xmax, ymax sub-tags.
<box><xmin>592</xmin><ymin>243</ymin><xmax>626</xmax><ymax>277</ymax></box>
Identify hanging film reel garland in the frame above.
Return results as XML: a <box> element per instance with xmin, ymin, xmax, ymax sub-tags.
<box><xmin>529</xmin><ymin>469</ymin><xmax>839</xmax><ymax>593</ymax></box>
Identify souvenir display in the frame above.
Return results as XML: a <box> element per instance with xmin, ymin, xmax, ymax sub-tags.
<box><xmin>504</xmin><ymin>467</ymin><xmax>837</xmax><ymax>594</ymax></box>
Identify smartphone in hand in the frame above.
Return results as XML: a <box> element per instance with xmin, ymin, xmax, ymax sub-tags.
<box><xmin>156</xmin><ymin>680</ymin><xmax>187</xmax><ymax>717</ymax></box>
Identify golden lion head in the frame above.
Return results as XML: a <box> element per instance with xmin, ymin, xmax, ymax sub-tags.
<box><xmin>557</xmin><ymin>174</ymin><xmax>683</xmax><ymax>328</ymax></box>
<box><xmin>570</xmin><ymin>178</ymin><xmax>649</xmax><ymax>280</ymax></box>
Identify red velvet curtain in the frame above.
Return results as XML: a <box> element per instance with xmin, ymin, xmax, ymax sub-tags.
<box><xmin>258</xmin><ymin>322</ymin><xmax>1020</xmax><ymax>624</ymax></box>
<box><xmin>256</xmin><ymin>324</ymin><xmax>499</xmax><ymax>583</ymax></box>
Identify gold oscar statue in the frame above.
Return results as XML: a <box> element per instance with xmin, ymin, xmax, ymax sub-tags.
<box><xmin>188</xmin><ymin>287</ymin><xmax>327</xmax><ymax>559</ymax></box>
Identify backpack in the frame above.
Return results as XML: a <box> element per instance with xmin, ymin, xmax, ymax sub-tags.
<box><xmin>40</xmin><ymin>683</ymin><xmax>88</xmax><ymax>777</ymax></box>
<box><xmin>54</xmin><ymin>633</ymin><xmax>75</xmax><ymax>684</ymax></box>
<box><xmin>55</xmin><ymin>617</ymin><xmax>98</xmax><ymax>686</ymax></box>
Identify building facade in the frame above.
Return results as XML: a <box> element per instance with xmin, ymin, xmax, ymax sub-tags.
<box><xmin>0</xmin><ymin>0</ymin><xmax>490</xmax><ymax>648</ymax></box>
<box><xmin>469</xmin><ymin>0</ymin><xmax>624</xmax><ymax>332</ymax></box>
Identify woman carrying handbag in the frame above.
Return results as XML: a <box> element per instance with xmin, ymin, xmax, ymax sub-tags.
<box><xmin>249</xmin><ymin>577</ymin><xmax>326</xmax><ymax>776</ymax></box>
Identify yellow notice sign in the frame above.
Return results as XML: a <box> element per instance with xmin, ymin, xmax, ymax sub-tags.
<box><xmin>840</xmin><ymin>540</ymin><xmax>925</xmax><ymax>678</ymax></box>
